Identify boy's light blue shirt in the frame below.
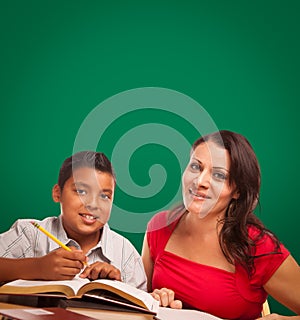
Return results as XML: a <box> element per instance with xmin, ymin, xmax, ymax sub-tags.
<box><xmin>0</xmin><ymin>215</ymin><xmax>147</xmax><ymax>291</ymax></box>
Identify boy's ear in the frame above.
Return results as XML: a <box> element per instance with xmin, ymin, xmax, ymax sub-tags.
<box><xmin>52</xmin><ymin>184</ymin><xmax>61</xmax><ymax>202</ymax></box>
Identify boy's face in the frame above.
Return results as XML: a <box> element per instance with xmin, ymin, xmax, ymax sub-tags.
<box><xmin>52</xmin><ymin>167</ymin><xmax>114</xmax><ymax>240</ymax></box>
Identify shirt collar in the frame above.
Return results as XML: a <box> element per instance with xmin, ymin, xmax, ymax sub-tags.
<box><xmin>49</xmin><ymin>216</ymin><xmax>114</xmax><ymax>264</ymax></box>
<box><xmin>48</xmin><ymin>215</ymin><xmax>79</xmax><ymax>252</ymax></box>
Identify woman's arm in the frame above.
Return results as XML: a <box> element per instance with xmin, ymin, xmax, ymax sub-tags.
<box><xmin>260</xmin><ymin>255</ymin><xmax>300</xmax><ymax>319</ymax></box>
<box><xmin>141</xmin><ymin>234</ymin><xmax>154</xmax><ymax>292</ymax></box>
<box><xmin>141</xmin><ymin>234</ymin><xmax>182</xmax><ymax>308</ymax></box>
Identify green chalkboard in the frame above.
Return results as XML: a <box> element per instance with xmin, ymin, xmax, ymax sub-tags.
<box><xmin>0</xmin><ymin>1</ymin><xmax>299</xmax><ymax>315</ymax></box>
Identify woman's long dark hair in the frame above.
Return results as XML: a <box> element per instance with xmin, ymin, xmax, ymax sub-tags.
<box><xmin>173</xmin><ymin>130</ymin><xmax>280</xmax><ymax>275</ymax></box>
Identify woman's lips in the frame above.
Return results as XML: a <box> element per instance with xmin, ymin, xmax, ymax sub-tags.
<box><xmin>188</xmin><ymin>188</ymin><xmax>210</xmax><ymax>200</ymax></box>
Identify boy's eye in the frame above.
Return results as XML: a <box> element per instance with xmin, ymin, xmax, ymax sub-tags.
<box><xmin>100</xmin><ymin>193</ymin><xmax>110</xmax><ymax>200</ymax></box>
<box><xmin>76</xmin><ymin>189</ymin><xmax>87</xmax><ymax>195</ymax></box>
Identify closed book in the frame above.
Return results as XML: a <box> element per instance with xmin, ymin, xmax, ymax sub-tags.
<box><xmin>0</xmin><ymin>307</ymin><xmax>98</xmax><ymax>320</ymax></box>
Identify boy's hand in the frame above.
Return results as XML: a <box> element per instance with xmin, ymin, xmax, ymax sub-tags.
<box><xmin>79</xmin><ymin>261</ymin><xmax>121</xmax><ymax>281</ymax></box>
<box><xmin>37</xmin><ymin>247</ymin><xmax>87</xmax><ymax>280</ymax></box>
<box><xmin>151</xmin><ymin>288</ymin><xmax>182</xmax><ymax>309</ymax></box>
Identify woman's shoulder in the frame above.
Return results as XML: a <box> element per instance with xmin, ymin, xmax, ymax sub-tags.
<box><xmin>146</xmin><ymin>210</ymin><xmax>182</xmax><ymax>258</ymax></box>
<box><xmin>147</xmin><ymin>211</ymin><xmax>170</xmax><ymax>232</ymax></box>
<box><xmin>244</xmin><ymin>225</ymin><xmax>290</xmax><ymax>286</ymax></box>
<box><xmin>149</xmin><ymin>203</ymin><xmax>185</xmax><ymax>226</ymax></box>
<box><xmin>247</xmin><ymin>225</ymin><xmax>289</xmax><ymax>256</ymax></box>
<box><xmin>147</xmin><ymin>207</ymin><xmax>185</xmax><ymax>232</ymax></box>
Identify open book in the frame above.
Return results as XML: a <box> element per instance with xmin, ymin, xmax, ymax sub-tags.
<box><xmin>0</xmin><ymin>277</ymin><xmax>159</xmax><ymax>314</ymax></box>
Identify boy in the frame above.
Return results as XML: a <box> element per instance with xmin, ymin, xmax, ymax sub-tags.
<box><xmin>0</xmin><ymin>151</ymin><xmax>147</xmax><ymax>290</ymax></box>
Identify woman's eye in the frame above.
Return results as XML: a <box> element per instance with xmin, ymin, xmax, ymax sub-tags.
<box><xmin>190</xmin><ymin>163</ymin><xmax>200</xmax><ymax>171</ymax></box>
<box><xmin>213</xmin><ymin>172</ymin><xmax>227</xmax><ymax>180</ymax></box>
<box><xmin>76</xmin><ymin>189</ymin><xmax>87</xmax><ymax>195</ymax></box>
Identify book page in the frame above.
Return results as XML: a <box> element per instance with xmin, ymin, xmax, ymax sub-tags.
<box><xmin>0</xmin><ymin>277</ymin><xmax>90</xmax><ymax>297</ymax></box>
<box><xmin>156</xmin><ymin>307</ymin><xmax>223</xmax><ymax>320</ymax></box>
<box><xmin>82</xmin><ymin>279</ymin><xmax>159</xmax><ymax>312</ymax></box>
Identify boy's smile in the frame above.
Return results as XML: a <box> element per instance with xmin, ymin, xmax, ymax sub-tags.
<box><xmin>79</xmin><ymin>213</ymin><xmax>99</xmax><ymax>223</ymax></box>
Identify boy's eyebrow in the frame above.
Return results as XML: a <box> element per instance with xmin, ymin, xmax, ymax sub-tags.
<box><xmin>101</xmin><ymin>188</ymin><xmax>113</xmax><ymax>195</ymax></box>
<box><xmin>73</xmin><ymin>182</ymin><xmax>90</xmax><ymax>188</ymax></box>
<box><xmin>73</xmin><ymin>182</ymin><xmax>113</xmax><ymax>194</ymax></box>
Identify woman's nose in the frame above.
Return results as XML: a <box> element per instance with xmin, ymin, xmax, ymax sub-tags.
<box><xmin>195</xmin><ymin>170</ymin><xmax>210</xmax><ymax>188</ymax></box>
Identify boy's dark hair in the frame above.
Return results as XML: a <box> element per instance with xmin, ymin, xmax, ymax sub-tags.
<box><xmin>58</xmin><ymin>151</ymin><xmax>116</xmax><ymax>190</ymax></box>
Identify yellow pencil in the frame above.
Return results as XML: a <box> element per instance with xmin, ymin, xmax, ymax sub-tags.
<box><xmin>30</xmin><ymin>221</ymin><xmax>88</xmax><ymax>266</ymax></box>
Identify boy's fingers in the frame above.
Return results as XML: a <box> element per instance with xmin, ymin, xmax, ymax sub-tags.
<box><xmin>68</xmin><ymin>246</ymin><xmax>78</xmax><ymax>251</ymax></box>
<box><xmin>79</xmin><ymin>262</ymin><xmax>121</xmax><ymax>281</ymax></box>
<box><xmin>79</xmin><ymin>264</ymin><xmax>92</xmax><ymax>278</ymax></box>
<box><xmin>71</xmin><ymin>251</ymin><xmax>87</xmax><ymax>262</ymax></box>
<box><xmin>107</xmin><ymin>268</ymin><xmax>121</xmax><ymax>281</ymax></box>
<box><xmin>99</xmin><ymin>266</ymin><xmax>120</xmax><ymax>279</ymax></box>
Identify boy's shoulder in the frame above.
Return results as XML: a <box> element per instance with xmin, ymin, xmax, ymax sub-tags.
<box><xmin>102</xmin><ymin>224</ymin><xmax>138</xmax><ymax>253</ymax></box>
<box><xmin>101</xmin><ymin>224</ymin><xmax>142</xmax><ymax>266</ymax></box>
<box><xmin>11</xmin><ymin>216</ymin><xmax>60</xmax><ymax>229</ymax></box>
<box><xmin>103</xmin><ymin>224</ymin><xmax>130</xmax><ymax>243</ymax></box>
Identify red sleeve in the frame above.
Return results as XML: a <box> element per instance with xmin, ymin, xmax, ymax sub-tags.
<box><xmin>249</xmin><ymin>227</ymin><xmax>290</xmax><ymax>286</ymax></box>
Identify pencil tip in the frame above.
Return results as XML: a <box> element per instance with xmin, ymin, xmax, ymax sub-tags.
<box><xmin>30</xmin><ymin>221</ymin><xmax>39</xmax><ymax>228</ymax></box>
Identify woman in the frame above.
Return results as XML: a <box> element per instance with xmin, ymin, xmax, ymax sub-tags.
<box><xmin>142</xmin><ymin>130</ymin><xmax>300</xmax><ymax>319</ymax></box>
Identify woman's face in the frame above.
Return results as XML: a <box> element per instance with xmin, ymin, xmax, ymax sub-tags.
<box><xmin>182</xmin><ymin>141</ymin><xmax>238</xmax><ymax>219</ymax></box>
